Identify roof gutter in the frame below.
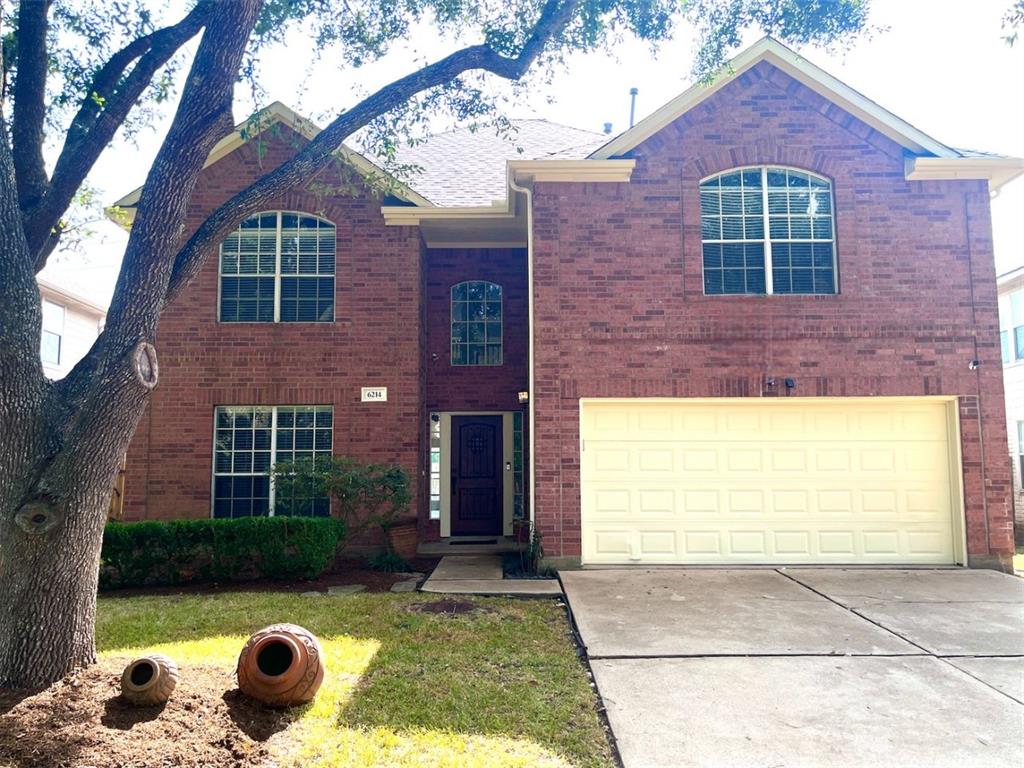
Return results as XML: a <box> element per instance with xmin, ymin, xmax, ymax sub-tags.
<box><xmin>905</xmin><ymin>156</ymin><xmax>1024</xmax><ymax>193</ymax></box>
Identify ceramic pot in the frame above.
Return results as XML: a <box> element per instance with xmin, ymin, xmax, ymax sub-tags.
<box><xmin>236</xmin><ymin>623</ymin><xmax>325</xmax><ymax>707</ymax></box>
<box><xmin>120</xmin><ymin>654</ymin><xmax>179</xmax><ymax>706</ymax></box>
<box><xmin>386</xmin><ymin>520</ymin><xmax>419</xmax><ymax>561</ymax></box>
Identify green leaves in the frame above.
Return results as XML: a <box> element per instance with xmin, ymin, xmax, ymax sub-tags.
<box><xmin>99</xmin><ymin>516</ymin><xmax>347</xmax><ymax>589</ymax></box>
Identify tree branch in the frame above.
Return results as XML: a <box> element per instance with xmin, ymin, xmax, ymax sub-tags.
<box><xmin>11</xmin><ymin>0</ymin><xmax>51</xmax><ymax>213</ymax></box>
<box><xmin>22</xmin><ymin>0</ymin><xmax>212</xmax><ymax>269</ymax></box>
<box><xmin>165</xmin><ymin>0</ymin><xmax>580</xmax><ymax>299</ymax></box>
<box><xmin>58</xmin><ymin>0</ymin><xmax>263</xmax><ymax>406</ymax></box>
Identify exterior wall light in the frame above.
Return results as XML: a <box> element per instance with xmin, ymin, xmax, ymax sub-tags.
<box><xmin>517</xmin><ymin>391</ymin><xmax>530</xmax><ymax>404</ymax></box>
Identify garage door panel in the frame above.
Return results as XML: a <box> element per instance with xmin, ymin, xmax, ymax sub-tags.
<box><xmin>580</xmin><ymin>399</ymin><xmax>958</xmax><ymax>565</ymax></box>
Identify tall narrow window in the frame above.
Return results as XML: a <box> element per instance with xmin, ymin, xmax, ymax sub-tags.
<box><xmin>700</xmin><ymin>167</ymin><xmax>837</xmax><ymax>295</ymax></box>
<box><xmin>40</xmin><ymin>300</ymin><xmax>64</xmax><ymax>366</ymax></box>
<box><xmin>219</xmin><ymin>212</ymin><xmax>335</xmax><ymax>323</ymax></box>
<box><xmin>428</xmin><ymin>412</ymin><xmax>441</xmax><ymax>520</ymax></box>
<box><xmin>451</xmin><ymin>281</ymin><xmax>502</xmax><ymax>366</ymax></box>
<box><xmin>212</xmin><ymin>405</ymin><xmax>332</xmax><ymax>518</ymax></box>
<box><xmin>1018</xmin><ymin>421</ymin><xmax>1024</xmax><ymax>491</ymax></box>
<box><xmin>1012</xmin><ymin>291</ymin><xmax>1024</xmax><ymax>360</ymax></box>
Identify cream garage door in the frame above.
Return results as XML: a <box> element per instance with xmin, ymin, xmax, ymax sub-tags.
<box><xmin>580</xmin><ymin>398</ymin><xmax>960</xmax><ymax>565</ymax></box>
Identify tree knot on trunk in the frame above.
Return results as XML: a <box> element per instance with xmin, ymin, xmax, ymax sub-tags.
<box><xmin>132</xmin><ymin>341</ymin><xmax>159</xmax><ymax>389</ymax></box>
<box><xmin>14</xmin><ymin>497</ymin><xmax>63</xmax><ymax>535</ymax></box>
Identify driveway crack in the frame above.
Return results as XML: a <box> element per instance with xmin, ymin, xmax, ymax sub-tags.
<box><xmin>776</xmin><ymin>569</ymin><xmax>1024</xmax><ymax>706</ymax></box>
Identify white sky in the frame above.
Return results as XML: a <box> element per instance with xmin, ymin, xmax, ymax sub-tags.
<box><xmin>41</xmin><ymin>0</ymin><xmax>1024</xmax><ymax>305</ymax></box>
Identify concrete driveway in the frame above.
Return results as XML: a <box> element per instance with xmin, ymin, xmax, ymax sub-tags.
<box><xmin>560</xmin><ymin>568</ymin><xmax>1024</xmax><ymax>768</ymax></box>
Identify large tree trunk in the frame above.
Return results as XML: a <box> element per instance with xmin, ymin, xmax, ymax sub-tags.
<box><xmin>0</xmin><ymin>0</ymin><xmax>262</xmax><ymax>689</ymax></box>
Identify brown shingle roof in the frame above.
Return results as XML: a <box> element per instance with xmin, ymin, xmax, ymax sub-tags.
<box><xmin>394</xmin><ymin>119</ymin><xmax>607</xmax><ymax>206</ymax></box>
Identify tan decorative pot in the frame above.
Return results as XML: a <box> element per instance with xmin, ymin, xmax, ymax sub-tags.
<box><xmin>236</xmin><ymin>623</ymin><xmax>325</xmax><ymax>707</ymax></box>
<box><xmin>120</xmin><ymin>654</ymin><xmax>179</xmax><ymax>706</ymax></box>
<box><xmin>386</xmin><ymin>520</ymin><xmax>419</xmax><ymax>561</ymax></box>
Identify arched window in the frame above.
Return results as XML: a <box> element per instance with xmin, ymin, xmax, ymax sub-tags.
<box><xmin>451</xmin><ymin>281</ymin><xmax>502</xmax><ymax>366</ymax></box>
<box><xmin>700</xmin><ymin>167</ymin><xmax>837</xmax><ymax>295</ymax></box>
<box><xmin>219</xmin><ymin>211</ymin><xmax>336</xmax><ymax>322</ymax></box>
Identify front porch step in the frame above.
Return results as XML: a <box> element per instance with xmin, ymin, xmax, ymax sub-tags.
<box><xmin>420</xmin><ymin>554</ymin><xmax>562</xmax><ymax>598</ymax></box>
<box><xmin>417</xmin><ymin>536</ymin><xmax>525</xmax><ymax>556</ymax></box>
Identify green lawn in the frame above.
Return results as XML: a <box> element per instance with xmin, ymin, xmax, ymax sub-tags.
<box><xmin>97</xmin><ymin>592</ymin><xmax>613</xmax><ymax>768</ymax></box>
<box><xmin>1014</xmin><ymin>546</ymin><xmax>1024</xmax><ymax>574</ymax></box>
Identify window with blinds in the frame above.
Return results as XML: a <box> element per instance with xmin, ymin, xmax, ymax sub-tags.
<box><xmin>700</xmin><ymin>167</ymin><xmax>837</xmax><ymax>296</ymax></box>
<box><xmin>219</xmin><ymin>211</ymin><xmax>335</xmax><ymax>323</ymax></box>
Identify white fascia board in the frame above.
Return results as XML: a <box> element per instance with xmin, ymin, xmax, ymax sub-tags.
<box><xmin>382</xmin><ymin>159</ymin><xmax>635</xmax><ymax>226</ymax></box>
<box><xmin>905</xmin><ymin>156</ymin><xmax>1024</xmax><ymax>192</ymax></box>
<box><xmin>507</xmin><ymin>159</ymin><xmax>636</xmax><ymax>183</ymax></box>
<box><xmin>380</xmin><ymin>204</ymin><xmax>514</xmax><ymax>226</ymax></box>
<box><xmin>590</xmin><ymin>37</ymin><xmax>958</xmax><ymax>160</ymax></box>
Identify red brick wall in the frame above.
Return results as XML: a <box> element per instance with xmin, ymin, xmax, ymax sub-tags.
<box><xmin>122</xmin><ymin>129</ymin><xmax>424</xmax><ymax>524</ymax></box>
<box><xmin>530</xmin><ymin>61</ymin><xmax>1014</xmax><ymax>567</ymax></box>
<box><xmin>420</xmin><ymin>247</ymin><xmax>529</xmax><ymax>539</ymax></box>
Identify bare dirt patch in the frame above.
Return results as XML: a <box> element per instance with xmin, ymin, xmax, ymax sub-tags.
<box><xmin>0</xmin><ymin>658</ymin><xmax>284</xmax><ymax>768</ymax></box>
<box><xmin>406</xmin><ymin>599</ymin><xmax>492</xmax><ymax>616</ymax></box>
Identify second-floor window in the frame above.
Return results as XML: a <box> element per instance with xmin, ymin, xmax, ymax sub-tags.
<box><xmin>700</xmin><ymin>167</ymin><xmax>837</xmax><ymax>296</ymax></box>
<box><xmin>219</xmin><ymin>211</ymin><xmax>336</xmax><ymax>323</ymax></box>
<box><xmin>999</xmin><ymin>288</ymin><xmax>1024</xmax><ymax>364</ymax></box>
<box><xmin>451</xmin><ymin>281</ymin><xmax>502</xmax><ymax>365</ymax></box>
<box><xmin>40</xmin><ymin>300</ymin><xmax>64</xmax><ymax>366</ymax></box>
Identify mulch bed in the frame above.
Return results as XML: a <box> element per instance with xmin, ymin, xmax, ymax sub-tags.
<box><xmin>0</xmin><ymin>659</ymin><xmax>284</xmax><ymax>768</ymax></box>
<box><xmin>99</xmin><ymin>557</ymin><xmax>440</xmax><ymax>599</ymax></box>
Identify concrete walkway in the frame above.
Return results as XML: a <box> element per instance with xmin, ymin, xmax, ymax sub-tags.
<box><xmin>562</xmin><ymin>568</ymin><xmax>1024</xmax><ymax>768</ymax></box>
<box><xmin>420</xmin><ymin>554</ymin><xmax>562</xmax><ymax>596</ymax></box>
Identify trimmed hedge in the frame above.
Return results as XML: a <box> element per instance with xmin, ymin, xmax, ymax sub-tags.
<box><xmin>100</xmin><ymin>516</ymin><xmax>346</xmax><ymax>590</ymax></box>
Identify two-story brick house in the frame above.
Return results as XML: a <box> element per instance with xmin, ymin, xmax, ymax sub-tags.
<box><xmin>114</xmin><ymin>38</ymin><xmax>1023</xmax><ymax>570</ymax></box>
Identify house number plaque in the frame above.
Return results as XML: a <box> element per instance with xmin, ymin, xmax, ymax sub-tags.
<box><xmin>361</xmin><ymin>387</ymin><xmax>388</xmax><ymax>402</ymax></box>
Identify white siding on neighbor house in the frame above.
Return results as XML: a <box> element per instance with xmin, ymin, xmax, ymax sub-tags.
<box><xmin>37</xmin><ymin>281</ymin><xmax>106</xmax><ymax>380</ymax></box>
<box><xmin>997</xmin><ymin>269</ymin><xmax>1024</xmax><ymax>538</ymax></box>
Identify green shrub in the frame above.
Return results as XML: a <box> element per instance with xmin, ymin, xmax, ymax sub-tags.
<box><xmin>366</xmin><ymin>551</ymin><xmax>410</xmax><ymax>573</ymax></box>
<box><xmin>99</xmin><ymin>516</ymin><xmax>346</xmax><ymax>590</ymax></box>
<box><xmin>273</xmin><ymin>457</ymin><xmax>412</xmax><ymax>546</ymax></box>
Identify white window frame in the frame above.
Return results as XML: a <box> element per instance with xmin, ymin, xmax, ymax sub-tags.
<box><xmin>1018</xmin><ymin>421</ymin><xmax>1024</xmax><ymax>492</ymax></box>
<box><xmin>699</xmin><ymin>165</ymin><xmax>838</xmax><ymax>296</ymax></box>
<box><xmin>40</xmin><ymin>299</ymin><xmax>65</xmax><ymax>367</ymax></box>
<box><xmin>217</xmin><ymin>210</ymin><xmax>336</xmax><ymax>324</ymax></box>
<box><xmin>450</xmin><ymin>280</ymin><xmax>503</xmax><ymax>366</ymax></box>
<box><xmin>211</xmin><ymin>405</ymin><xmax>333</xmax><ymax>518</ymax></box>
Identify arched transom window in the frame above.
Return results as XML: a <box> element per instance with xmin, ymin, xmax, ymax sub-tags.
<box><xmin>451</xmin><ymin>281</ymin><xmax>502</xmax><ymax>366</ymax></box>
<box><xmin>219</xmin><ymin>211</ymin><xmax>336</xmax><ymax>322</ymax></box>
<box><xmin>700</xmin><ymin>167</ymin><xmax>837</xmax><ymax>295</ymax></box>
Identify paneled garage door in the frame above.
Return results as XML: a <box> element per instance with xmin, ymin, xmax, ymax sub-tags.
<box><xmin>580</xmin><ymin>398</ymin><xmax>961</xmax><ymax>565</ymax></box>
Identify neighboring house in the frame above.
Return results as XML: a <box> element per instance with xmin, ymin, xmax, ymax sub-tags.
<box><xmin>111</xmin><ymin>37</ymin><xmax>1024</xmax><ymax>570</ymax></box>
<box><xmin>37</xmin><ymin>277</ymin><xmax>106</xmax><ymax>379</ymax></box>
<box><xmin>997</xmin><ymin>265</ymin><xmax>1024</xmax><ymax>543</ymax></box>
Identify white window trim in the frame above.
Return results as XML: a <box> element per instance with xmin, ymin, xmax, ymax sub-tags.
<box><xmin>699</xmin><ymin>165</ymin><xmax>839</xmax><ymax>296</ymax></box>
<box><xmin>450</xmin><ymin>280</ymin><xmax>504</xmax><ymax>366</ymax></box>
<box><xmin>217</xmin><ymin>210</ymin><xmax>336</xmax><ymax>324</ymax></box>
<box><xmin>40</xmin><ymin>299</ymin><xmax>65</xmax><ymax>368</ymax></box>
<box><xmin>210</xmin><ymin>405</ymin><xmax>332</xmax><ymax>518</ymax></box>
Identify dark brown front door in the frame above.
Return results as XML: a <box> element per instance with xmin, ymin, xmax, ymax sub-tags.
<box><xmin>450</xmin><ymin>415</ymin><xmax>503</xmax><ymax>536</ymax></box>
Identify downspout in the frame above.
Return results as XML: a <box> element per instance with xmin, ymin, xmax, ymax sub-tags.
<box><xmin>508</xmin><ymin>175</ymin><xmax>536</xmax><ymax>532</ymax></box>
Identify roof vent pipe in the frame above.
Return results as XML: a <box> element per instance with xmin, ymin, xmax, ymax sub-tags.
<box><xmin>628</xmin><ymin>87</ymin><xmax>639</xmax><ymax>128</ymax></box>
<box><xmin>603</xmin><ymin>122</ymin><xmax>613</xmax><ymax>134</ymax></box>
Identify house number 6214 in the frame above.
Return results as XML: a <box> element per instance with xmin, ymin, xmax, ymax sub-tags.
<box><xmin>361</xmin><ymin>387</ymin><xmax>387</xmax><ymax>402</ymax></box>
